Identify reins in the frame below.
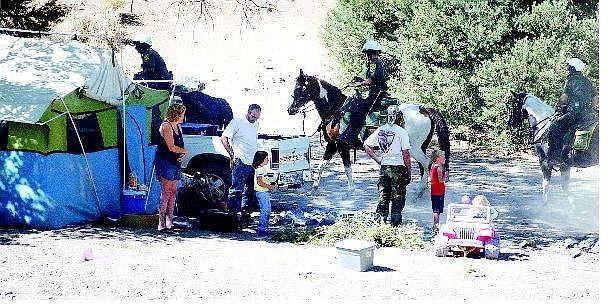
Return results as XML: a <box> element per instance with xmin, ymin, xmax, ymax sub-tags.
<box><xmin>528</xmin><ymin>112</ymin><xmax>557</xmax><ymax>145</ymax></box>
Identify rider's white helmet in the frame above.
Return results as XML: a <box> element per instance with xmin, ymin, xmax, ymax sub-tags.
<box><xmin>386</xmin><ymin>105</ymin><xmax>401</xmax><ymax>124</ymax></box>
<box><xmin>362</xmin><ymin>40</ymin><xmax>382</xmax><ymax>53</ymax></box>
<box><xmin>133</xmin><ymin>34</ymin><xmax>152</xmax><ymax>46</ymax></box>
<box><xmin>566</xmin><ymin>57</ymin><xmax>585</xmax><ymax>71</ymax></box>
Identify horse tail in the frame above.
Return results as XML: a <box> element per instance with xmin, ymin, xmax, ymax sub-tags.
<box><xmin>421</xmin><ymin>106</ymin><xmax>451</xmax><ymax>171</ymax></box>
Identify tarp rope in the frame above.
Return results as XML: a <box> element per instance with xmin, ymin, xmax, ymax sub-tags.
<box><xmin>59</xmin><ymin>96</ymin><xmax>103</xmax><ymax>216</ymax></box>
<box><xmin>38</xmin><ymin>112</ymin><xmax>68</xmax><ymax>125</ymax></box>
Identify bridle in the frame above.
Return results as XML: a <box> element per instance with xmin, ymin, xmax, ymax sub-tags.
<box><xmin>293</xmin><ymin>76</ymin><xmax>348</xmax><ymax>138</ymax></box>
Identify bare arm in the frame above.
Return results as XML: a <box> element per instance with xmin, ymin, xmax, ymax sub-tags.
<box><xmin>160</xmin><ymin>123</ymin><xmax>187</xmax><ymax>154</ymax></box>
<box><xmin>351</xmin><ymin>78</ymin><xmax>373</xmax><ymax>87</ymax></box>
<box><xmin>402</xmin><ymin>149</ymin><xmax>412</xmax><ymax>184</ymax></box>
<box><xmin>437</xmin><ymin>165</ymin><xmax>446</xmax><ymax>183</ymax></box>
<box><xmin>556</xmin><ymin>93</ymin><xmax>568</xmax><ymax>110</ymax></box>
<box><xmin>257</xmin><ymin>176</ymin><xmax>275</xmax><ymax>190</ymax></box>
<box><xmin>364</xmin><ymin>143</ymin><xmax>381</xmax><ymax>165</ymax></box>
<box><xmin>220</xmin><ymin>135</ymin><xmax>235</xmax><ymax>168</ymax></box>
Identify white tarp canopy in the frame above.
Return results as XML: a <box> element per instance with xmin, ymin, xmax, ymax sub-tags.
<box><xmin>0</xmin><ymin>34</ymin><xmax>132</xmax><ymax>124</ymax></box>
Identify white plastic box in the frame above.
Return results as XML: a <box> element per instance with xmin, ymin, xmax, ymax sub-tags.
<box><xmin>335</xmin><ymin>239</ymin><xmax>376</xmax><ymax>272</ymax></box>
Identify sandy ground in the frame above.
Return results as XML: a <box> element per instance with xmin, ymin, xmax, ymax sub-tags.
<box><xmin>286</xmin><ymin>141</ymin><xmax>600</xmax><ymax>244</ymax></box>
<box><xmin>0</xmin><ymin>141</ymin><xmax>600</xmax><ymax>301</ymax></box>
<box><xmin>1</xmin><ymin>0</ymin><xmax>601</xmax><ymax>302</ymax></box>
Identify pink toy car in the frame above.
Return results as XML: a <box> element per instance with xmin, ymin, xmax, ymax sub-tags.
<box><xmin>434</xmin><ymin>203</ymin><xmax>500</xmax><ymax>259</ymax></box>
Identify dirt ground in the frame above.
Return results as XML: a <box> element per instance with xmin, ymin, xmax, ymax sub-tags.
<box><xmin>0</xmin><ymin>141</ymin><xmax>600</xmax><ymax>302</ymax></box>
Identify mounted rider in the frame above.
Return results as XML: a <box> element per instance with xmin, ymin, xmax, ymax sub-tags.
<box><xmin>131</xmin><ymin>34</ymin><xmax>173</xmax><ymax>91</ymax></box>
<box><xmin>547</xmin><ymin>57</ymin><xmax>597</xmax><ymax>164</ymax></box>
<box><xmin>337</xmin><ymin>40</ymin><xmax>388</xmax><ymax>149</ymax></box>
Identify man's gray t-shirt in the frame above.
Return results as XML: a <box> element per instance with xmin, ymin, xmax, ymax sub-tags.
<box><xmin>364</xmin><ymin>123</ymin><xmax>411</xmax><ymax>166</ymax></box>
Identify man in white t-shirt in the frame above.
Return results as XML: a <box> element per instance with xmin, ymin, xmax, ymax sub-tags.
<box><xmin>221</xmin><ymin>104</ymin><xmax>261</xmax><ymax>221</ymax></box>
<box><xmin>363</xmin><ymin>105</ymin><xmax>412</xmax><ymax>226</ymax></box>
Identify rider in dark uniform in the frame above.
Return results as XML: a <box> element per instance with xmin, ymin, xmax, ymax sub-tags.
<box><xmin>132</xmin><ymin>34</ymin><xmax>173</xmax><ymax>91</ymax></box>
<box><xmin>547</xmin><ymin>57</ymin><xmax>595</xmax><ymax>164</ymax></box>
<box><xmin>337</xmin><ymin>40</ymin><xmax>388</xmax><ymax>148</ymax></box>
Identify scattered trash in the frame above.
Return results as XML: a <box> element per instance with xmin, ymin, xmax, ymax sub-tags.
<box><xmin>519</xmin><ymin>239</ymin><xmax>536</xmax><ymax>249</ymax></box>
<box><xmin>83</xmin><ymin>248</ymin><xmax>94</xmax><ymax>261</ymax></box>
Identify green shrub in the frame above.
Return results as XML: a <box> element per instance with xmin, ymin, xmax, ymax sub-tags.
<box><xmin>271</xmin><ymin>225</ymin><xmax>320</xmax><ymax>243</ymax></box>
<box><xmin>273</xmin><ymin>211</ymin><xmax>427</xmax><ymax>250</ymax></box>
<box><xmin>323</xmin><ymin>0</ymin><xmax>598</xmax><ymax>147</ymax></box>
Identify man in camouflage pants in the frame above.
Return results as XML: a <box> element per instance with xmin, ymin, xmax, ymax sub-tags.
<box><xmin>363</xmin><ymin>105</ymin><xmax>412</xmax><ymax>226</ymax></box>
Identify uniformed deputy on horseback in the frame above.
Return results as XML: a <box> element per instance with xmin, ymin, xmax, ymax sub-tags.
<box><xmin>337</xmin><ymin>40</ymin><xmax>388</xmax><ymax>149</ymax></box>
<box><xmin>131</xmin><ymin>34</ymin><xmax>173</xmax><ymax>91</ymax></box>
<box><xmin>547</xmin><ymin>57</ymin><xmax>597</xmax><ymax>164</ymax></box>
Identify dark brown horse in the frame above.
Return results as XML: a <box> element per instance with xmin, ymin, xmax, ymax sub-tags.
<box><xmin>289</xmin><ymin>70</ymin><xmax>451</xmax><ymax>195</ymax></box>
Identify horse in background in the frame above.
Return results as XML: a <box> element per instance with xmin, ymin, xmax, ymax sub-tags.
<box><xmin>508</xmin><ymin>91</ymin><xmax>598</xmax><ymax>200</ymax></box>
<box><xmin>288</xmin><ymin>69</ymin><xmax>450</xmax><ymax>196</ymax></box>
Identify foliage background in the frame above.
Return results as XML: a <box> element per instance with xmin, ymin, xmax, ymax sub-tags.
<box><xmin>322</xmin><ymin>0</ymin><xmax>599</xmax><ymax>147</ymax></box>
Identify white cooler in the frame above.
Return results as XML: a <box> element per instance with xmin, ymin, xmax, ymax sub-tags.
<box><xmin>335</xmin><ymin>239</ymin><xmax>376</xmax><ymax>272</ymax></box>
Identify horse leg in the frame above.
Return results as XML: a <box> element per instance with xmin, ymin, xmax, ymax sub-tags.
<box><xmin>539</xmin><ymin>157</ymin><xmax>551</xmax><ymax>202</ymax></box>
<box><xmin>313</xmin><ymin>159</ymin><xmax>331</xmax><ymax>189</ymax></box>
<box><xmin>560</xmin><ymin>163</ymin><xmax>571</xmax><ymax>203</ymax></box>
<box><xmin>313</xmin><ymin>141</ymin><xmax>337</xmax><ymax>190</ymax></box>
<box><xmin>337</xmin><ymin>142</ymin><xmax>355</xmax><ymax>191</ymax></box>
<box><xmin>409</xmin><ymin>145</ymin><xmax>430</xmax><ymax>198</ymax></box>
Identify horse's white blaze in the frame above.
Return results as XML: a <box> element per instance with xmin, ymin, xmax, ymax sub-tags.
<box><xmin>317</xmin><ymin>79</ymin><xmax>328</xmax><ymax>103</ymax></box>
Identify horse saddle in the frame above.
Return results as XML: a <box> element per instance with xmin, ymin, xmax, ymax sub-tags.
<box><xmin>365</xmin><ymin>97</ymin><xmax>400</xmax><ymax>127</ymax></box>
<box><xmin>325</xmin><ymin>113</ymin><xmax>350</xmax><ymax>140</ymax></box>
<box><xmin>573</xmin><ymin>120</ymin><xmax>598</xmax><ymax>151</ymax></box>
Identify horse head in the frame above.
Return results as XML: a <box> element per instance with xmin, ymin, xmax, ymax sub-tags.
<box><xmin>288</xmin><ymin>69</ymin><xmax>320</xmax><ymax>115</ymax></box>
<box><xmin>508</xmin><ymin>90</ymin><xmax>529</xmax><ymax>128</ymax></box>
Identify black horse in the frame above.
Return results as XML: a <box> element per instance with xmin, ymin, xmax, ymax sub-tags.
<box><xmin>508</xmin><ymin>91</ymin><xmax>598</xmax><ymax>200</ymax></box>
<box><xmin>289</xmin><ymin>70</ymin><xmax>451</xmax><ymax>195</ymax></box>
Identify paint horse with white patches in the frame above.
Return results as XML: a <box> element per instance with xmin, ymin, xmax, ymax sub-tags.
<box><xmin>508</xmin><ymin>91</ymin><xmax>598</xmax><ymax>200</ymax></box>
<box><xmin>288</xmin><ymin>70</ymin><xmax>450</xmax><ymax>196</ymax></box>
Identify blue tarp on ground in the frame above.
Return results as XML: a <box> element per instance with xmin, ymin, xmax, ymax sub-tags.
<box><xmin>0</xmin><ymin>149</ymin><xmax>120</xmax><ymax>228</ymax></box>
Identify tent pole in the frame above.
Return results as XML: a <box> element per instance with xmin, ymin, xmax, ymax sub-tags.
<box><xmin>60</xmin><ymin>96</ymin><xmax>103</xmax><ymax>216</ymax></box>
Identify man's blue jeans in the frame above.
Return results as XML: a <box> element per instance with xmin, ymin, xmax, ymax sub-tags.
<box><xmin>227</xmin><ymin>158</ymin><xmax>255</xmax><ymax>213</ymax></box>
